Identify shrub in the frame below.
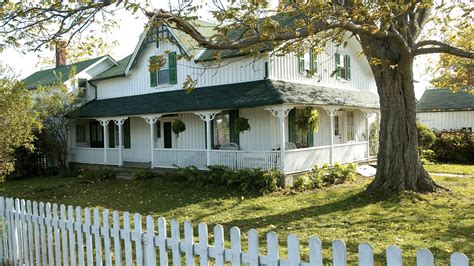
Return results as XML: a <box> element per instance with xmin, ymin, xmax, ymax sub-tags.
<box><xmin>174</xmin><ymin>165</ymin><xmax>282</xmax><ymax>193</ymax></box>
<box><xmin>133</xmin><ymin>170</ymin><xmax>157</xmax><ymax>180</ymax></box>
<box><xmin>417</xmin><ymin>122</ymin><xmax>436</xmax><ymax>150</ymax></box>
<box><xmin>432</xmin><ymin>130</ymin><xmax>474</xmax><ymax>164</ymax></box>
<box><xmin>294</xmin><ymin>163</ymin><xmax>358</xmax><ymax>191</ymax></box>
<box><xmin>78</xmin><ymin>168</ymin><xmax>116</xmax><ymax>181</ymax></box>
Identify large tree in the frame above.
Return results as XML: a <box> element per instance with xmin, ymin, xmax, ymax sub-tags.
<box><xmin>1</xmin><ymin>0</ymin><xmax>472</xmax><ymax>192</ymax></box>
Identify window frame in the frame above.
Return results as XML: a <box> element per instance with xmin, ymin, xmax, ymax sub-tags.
<box><xmin>213</xmin><ymin>111</ymin><xmax>231</xmax><ymax>148</ymax></box>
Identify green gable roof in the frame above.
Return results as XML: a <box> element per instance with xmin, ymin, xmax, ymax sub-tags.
<box><xmin>196</xmin><ymin>12</ymin><xmax>302</xmax><ymax>62</ymax></box>
<box><xmin>417</xmin><ymin>89</ymin><xmax>474</xmax><ymax>112</ymax></box>
<box><xmin>90</xmin><ymin>54</ymin><xmax>132</xmax><ymax>82</ymax></box>
<box><xmin>22</xmin><ymin>56</ymin><xmax>107</xmax><ymax>89</ymax></box>
<box><xmin>67</xmin><ymin>80</ymin><xmax>379</xmax><ymax>118</ymax></box>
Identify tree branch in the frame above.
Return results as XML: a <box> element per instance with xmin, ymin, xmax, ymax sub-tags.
<box><xmin>412</xmin><ymin>42</ymin><xmax>474</xmax><ymax>58</ymax></box>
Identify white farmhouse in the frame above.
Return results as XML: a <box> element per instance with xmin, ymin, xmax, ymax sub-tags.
<box><xmin>26</xmin><ymin>21</ymin><xmax>380</xmax><ymax>174</ymax></box>
<box><xmin>416</xmin><ymin>89</ymin><xmax>474</xmax><ymax>132</ymax></box>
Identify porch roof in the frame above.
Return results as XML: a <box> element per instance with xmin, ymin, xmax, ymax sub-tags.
<box><xmin>67</xmin><ymin>80</ymin><xmax>379</xmax><ymax>118</ymax></box>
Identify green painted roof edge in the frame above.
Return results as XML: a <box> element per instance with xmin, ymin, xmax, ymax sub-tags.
<box><xmin>22</xmin><ymin>56</ymin><xmax>109</xmax><ymax>89</ymax></box>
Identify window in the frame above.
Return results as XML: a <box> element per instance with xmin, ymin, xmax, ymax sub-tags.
<box><xmin>298</xmin><ymin>49</ymin><xmax>317</xmax><ymax>74</ymax></box>
<box><xmin>76</xmin><ymin>124</ymin><xmax>87</xmax><ymax>143</ymax></box>
<box><xmin>213</xmin><ymin>111</ymin><xmax>230</xmax><ymax>147</ymax></box>
<box><xmin>334</xmin><ymin>116</ymin><xmax>340</xmax><ymax>135</ymax></box>
<box><xmin>335</xmin><ymin>52</ymin><xmax>351</xmax><ymax>80</ymax></box>
<box><xmin>156</xmin><ymin>122</ymin><xmax>161</xmax><ymax>138</ymax></box>
<box><xmin>346</xmin><ymin>111</ymin><xmax>355</xmax><ymax>141</ymax></box>
<box><xmin>90</xmin><ymin>124</ymin><xmax>102</xmax><ymax>142</ymax></box>
<box><xmin>149</xmin><ymin>52</ymin><xmax>177</xmax><ymax>87</ymax></box>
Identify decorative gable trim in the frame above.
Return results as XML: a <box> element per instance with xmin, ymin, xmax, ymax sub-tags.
<box><xmin>124</xmin><ymin>24</ymin><xmax>189</xmax><ymax>76</ymax></box>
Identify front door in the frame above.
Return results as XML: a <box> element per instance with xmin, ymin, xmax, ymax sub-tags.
<box><xmin>163</xmin><ymin>122</ymin><xmax>173</xmax><ymax>149</ymax></box>
<box><xmin>333</xmin><ymin>114</ymin><xmax>342</xmax><ymax>144</ymax></box>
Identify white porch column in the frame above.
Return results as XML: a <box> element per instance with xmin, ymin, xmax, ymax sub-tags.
<box><xmin>362</xmin><ymin>109</ymin><xmax>375</xmax><ymax>160</ymax></box>
<box><xmin>97</xmin><ymin>119</ymin><xmax>110</xmax><ymax>165</ymax></box>
<box><xmin>113</xmin><ymin>117</ymin><xmax>128</xmax><ymax>167</ymax></box>
<box><xmin>195</xmin><ymin>111</ymin><xmax>220</xmax><ymax>167</ymax></box>
<box><xmin>324</xmin><ymin>107</ymin><xmax>339</xmax><ymax>166</ymax></box>
<box><xmin>265</xmin><ymin>106</ymin><xmax>294</xmax><ymax>173</ymax></box>
<box><xmin>142</xmin><ymin>115</ymin><xmax>162</xmax><ymax>169</ymax></box>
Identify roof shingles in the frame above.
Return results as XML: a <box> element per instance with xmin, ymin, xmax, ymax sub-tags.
<box><xmin>417</xmin><ymin>89</ymin><xmax>474</xmax><ymax>112</ymax></box>
<box><xmin>67</xmin><ymin>80</ymin><xmax>379</xmax><ymax>118</ymax></box>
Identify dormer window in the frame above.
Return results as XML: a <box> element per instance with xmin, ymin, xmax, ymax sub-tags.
<box><xmin>335</xmin><ymin>52</ymin><xmax>351</xmax><ymax>81</ymax></box>
<box><xmin>298</xmin><ymin>49</ymin><xmax>317</xmax><ymax>74</ymax></box>
<box><xmin>149</xmin><ymin>52</ymin><xmax>177</xmax><ymax>87</ymax></box>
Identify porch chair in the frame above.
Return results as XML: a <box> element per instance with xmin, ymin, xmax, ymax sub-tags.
<box><xmin>220</xmin><ymin>143</ymin><xmax>240</xmax><ymax>150</ymax></box>
<box><xmin>285</xmin><ymin>142</ymin><xmax>298</xmax><ymax>150</ymax></box>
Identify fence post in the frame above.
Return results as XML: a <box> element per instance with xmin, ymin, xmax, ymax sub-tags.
<box><xmin>230</xmin><ymin>227</ymin><xmax>242</xmax><ymax>266</ymax></box>
<box><xmin>214</xmin><ymin>225</ymin><xmax>225</xmax><ymax>266</ymax></box>
<box><xmin>450</xmin><ymin>252</ymin><xmax>469</xmax><ymax>266</ymax></box>
<box><xmin>198</xmin><ymin>223</ymin><xmax>209</xmax><ymax>266</ymax></box>
<box><xmin>267</xmin><ymin>232</ymin><xmax>279</xmax><ymax>265</ymax></box>
<box><xmin>144</xmin><ymin>215</ymin><xmax>156</xmax><ymax>266</ymax></box>
<box><xmin>309</xmin><ymin>237</ymin><xmax>323</xmax><ymax>266</ymax></box>
<box><xmin>358</xmin><ymin>243</ymin><xmax>374</xmax><ymax>266</ymax></box>
<box><xmin>133</xmin><ymin>213</ymin><xmax>143</xmax><ymax>265</ymax></box>
<box><xmin>248</xmin><ymin>229</ymin><xmax>259</xmax><ymax>266</ymax></box>
<box><xmin>103</xmin><ymin>209</ymin><xmax>112</xmax><ymax>266</ymax></box>
<box><xmin>333</xmin><ymin>240</ymin><xmax>346</xmax><ymax>266</ymax></box>
<box><xmin>387</xmin><ymin>245</ymin><xmax>402</xmax><ymax>266</ymax></box>
<box><xmin>157</xmin><ymin>217</ymin><xmax>168</xmax><ymax>266</ymax></box>
<box><xmin>288</xmin><ymin>234</ymin><xmax>300</xmax><ymax>265</ymax></box>
<box><xmin>417</xmin><ymin>249</ymin><xmax>434</xmax><ymax>266</ymax></box>
<box><xmin>112</xmin><ymin>211</ymin><xmax>122</xmax><ymax>266</ymax></box>
<box><xmin>171</xmin><ymin>219</ymin><xmax>181</xmax><ymax>266</ymax></box>
<box><xmin>184</xmin><ymin>221</ymin><xmax>194</xmax><ymax>266</ymax></box>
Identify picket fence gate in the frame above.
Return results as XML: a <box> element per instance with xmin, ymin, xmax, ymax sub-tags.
<box><xmin>0</xmin><ymin>196</ymin><xmax>470</xmax><ymax>266</ymax></box>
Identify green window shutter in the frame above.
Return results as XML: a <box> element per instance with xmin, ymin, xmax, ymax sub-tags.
<box><xmin>288</xmin><ymin>109</ymin><xmax>296</xmax><ymax>143</ymax></box>
<box><xmin>298</xmin><ymin>56</ymin><xmax>305</xmax><ymax>73</ymax></box>
<box><xmin>204</xmin><ymin>120</ymin><xmax>215</xmax><ymax>148</ymax></box>
<box><xmin>345</xmin><ymin>55</ymin><xmax>351</xmax><ymax>80</ymax></box>
<box><xmin>124</xmin><ymin>119</ymin><xmax>131</xmax><ymax>149</ymax></box>
<box><xmin>335</xmin><ymin>52</ymin><xmax>340</xmax><ymax>78</ymax></box>
<box><xmin>229</xmin><ymin>109</ymin><xmax>240</xmax><ymax>145</ymax></box>
<box><xmin>307</xmin><ymin>132</ymin><xmax>314</xmax><ymax>147</ymax></box>
<box><xmin>168</xmin><ymin>52</ymin><xmax>177</xmax><ymax>84</ymax></box>
<box><xmin>150</xmin><ymin>56</ymin><xmax>157</xmax><ymax>87</ymax></box>
<box><xmin>311</xmin><ymin>50</ymin><xmax>317</xmax><ymax>72</ymax></box>
<box><xmin>108</xmin><ymin>123</ymin><xmax>115</xmax><ymax>148</ymax></box>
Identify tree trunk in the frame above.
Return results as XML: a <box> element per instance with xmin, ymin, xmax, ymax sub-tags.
<box><xmin>360</xmin><ymin>36</ymin><xmax>440</xmax><ymax>193</ymax></box>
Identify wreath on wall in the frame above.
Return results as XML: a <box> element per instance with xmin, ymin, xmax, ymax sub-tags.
<box><xmin>172</xmin><ymin>119</ymin><xmax>186</xmax><ymax>135</ymax></box>
<box><xmin>234</xmin><ymin>117</ymin><xmax>251</xmax><ymax>134</ymax></box>
<box><xmin>295</xmin><ymin>108</ymin><xmax>320</xmax><ymax>135</ymax></box>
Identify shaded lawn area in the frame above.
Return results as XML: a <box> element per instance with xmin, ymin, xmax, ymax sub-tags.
<box><xmin>424</xmin><ymin>163</ymin><xmax>474</xmax><ymax>175</ymax></box>
<box><xmin>0</xmin><ymin>175</ymin><xmax>472</xmax><ymax>264</ymax></box>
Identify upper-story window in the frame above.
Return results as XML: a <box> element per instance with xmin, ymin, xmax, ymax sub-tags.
<box><xmin>335</xmin><ymin>52</ymin><xmax>351</xmax><ymax>80</ymax></box>
<box><xmin>149</xmin><ymin>52</ymin><xmax>177</xmax><ymax>87</ymax></box>
<box><xmin>298</xmin><ymin>49</ymin><xmax>317</xmax><ymax>74</ymax></box>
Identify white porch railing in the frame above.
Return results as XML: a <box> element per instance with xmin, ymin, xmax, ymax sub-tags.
<box><xmin>153</xmin><ymin>149</ymin><xmax>207</xmax><ymax>169</ymax></box>
<box><xmin>70</xmin><ymin>148</ymin><xmax>120</xmax><ymax>166</ymax></box>
<box><xmin>284</xmin><ymin>145</ymin><xmax>331</xmax><ymax>174</ymax></box>
<box><xmin>333</xmin><ymin>142</ymin><xmax>368</xmax><ymax>164</ymax></box>
<box><xmin>0</xmin><ymin>197</ymin><xmax>469</xmax><ymax>266</ymax></box>
<box><xmin>209</xmin><ymin>150</ymin><xmax>280</xmax><ymax>171</ymax></box>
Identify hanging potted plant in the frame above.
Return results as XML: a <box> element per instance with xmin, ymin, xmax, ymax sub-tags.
<box><xmin>172</xmin><ymin>119</ymin><xmax>186</xmax><ymax>135</ymax></box>
<box><xmin>295</xmin><ymin>107</ymin><xmax>319</xmax><ymax>135</ymax></box>
<box><xmin>234</xmin><ymin>117</ymin><xmax>251</xmax><ymax>134</ymax></box>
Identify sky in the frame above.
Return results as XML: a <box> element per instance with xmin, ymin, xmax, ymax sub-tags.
<box><xmin>0</xmin><ymin>0</ymin><xmax>431</xmax><ymax>99</ymax></box>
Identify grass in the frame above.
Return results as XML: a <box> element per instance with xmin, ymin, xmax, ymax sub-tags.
<box><xmin>424</xmin><ymin>163</ymin><xmax>474</xmax><ymax>175</ymax></box>
<box><xmin>1</xmin><ymin>174</ymin><xmax>472</xmax><ymax>264</ymax></box>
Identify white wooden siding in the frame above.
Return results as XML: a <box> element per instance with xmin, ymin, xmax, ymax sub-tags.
<box><xmin>95</xmin><ymin>41</ymin><xmax>266</xmax><ymax>100</ymax></box>
<box><xmin>417</xmin><ymin>111</ymin><xmax>474</xmax><ymax>131</ymax></box>
<box><xmin>268</xmin><ymin>41</ymin><xmax>377</xmax><ymax>92</ymax></box>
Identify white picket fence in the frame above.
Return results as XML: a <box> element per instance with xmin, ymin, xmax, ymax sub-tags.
<box><xmin>0</xmin><ymin>197</ymin><xmax>470</xmax><ymax>266</ymax></box>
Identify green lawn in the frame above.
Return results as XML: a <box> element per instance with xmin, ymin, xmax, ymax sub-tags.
<box><xmin>1</xmin><ymin>175</ymin><xmax>472</xmax><ymax>264</ymax></box>
<box><xmin>425</xmin><ymin>164</ymin><xmax>474</xmax><ymax>175</ymax></box>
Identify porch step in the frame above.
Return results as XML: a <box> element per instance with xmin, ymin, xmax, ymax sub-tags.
<box><xmin>116</xmin><ymin>171</ymin><xmax>134</xmax><ymax>180</ymax></box>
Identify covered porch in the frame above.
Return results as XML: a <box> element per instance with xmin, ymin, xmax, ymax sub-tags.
<box><xmin>68</xmin><ymin>80</ymin><xmax>379</xmax><ymax>174</ymax></box>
